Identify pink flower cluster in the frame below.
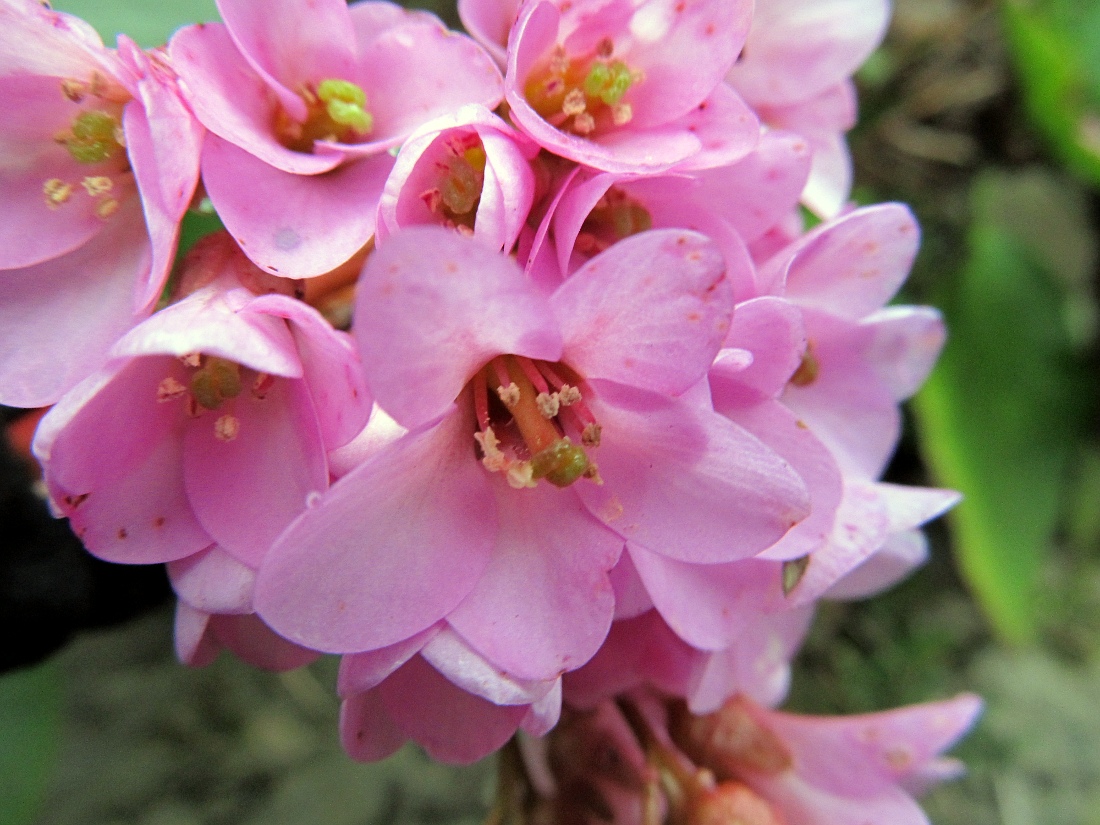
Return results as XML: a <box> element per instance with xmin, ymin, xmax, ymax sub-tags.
<box><xmin>3</xmin><ymin>0</ymin><xmax>979</xmax><ymax>820</ymax></box>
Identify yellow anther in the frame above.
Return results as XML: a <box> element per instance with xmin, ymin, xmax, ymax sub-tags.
<box><xmin>43</xmin><ymin>178</ymin><xmax>73</xmax><ymax>208</ymax></box>
<box><xmin>582</xmin><ymin>422</ymin><xmax>602</xmax><ymax>447</ymax></box>
<box><xmin>94</xmin><ymin>198</ymin><xmax>120</xmax><ymax>220</ymax></box>
<box><xmin>156</xmin><ymin>376</ymin><xmax>187</xmax><ymax>403</ymax></box>
<box><xmin>612</xmin><ymin>102</ymin><xmax>633</xmax><ymax>126</ymax></box>
<box><xmin>214</xmin><ymin>414</ymin><xmax>240</xmax><ymax>442</ymax></box>
<box><xmin>81</xmin><ymin>175</ymin><xmax>113</xmax><ymax>196</ymax></box>
<box><xmin>536</xmin><ymin>392</ymin><xmax>560</xmax><ymax>419</ymax></box>
<box><xmin>60</xmin><ymin>78</ymin><xmax>86</xmax><ymax>102</ymax></box>
<box><xmin>558</xmin><ymin>385</ymin><xmax>582</xmax><ymax>406</ymax></box>
<box><xmin>496</xmin><ymin>383</ymin><xmax>521</xmax><ymax>407</ymax></box>
<box><xmin>562</xmin><ymin>88</ymin><xmax>587</xmax><ymax>117</ymax></box>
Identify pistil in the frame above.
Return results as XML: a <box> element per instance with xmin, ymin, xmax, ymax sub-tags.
<box><xmin>274</xmin><ymin>77</ymin><xmax>374</xmax><ymax>153</ymax></box>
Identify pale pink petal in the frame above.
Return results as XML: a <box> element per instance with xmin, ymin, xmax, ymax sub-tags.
<box><xmin>201</xmin><ymin>135</ymin><xmax>392</xmax><ymax>278</ymax></box>
<box><xmin>710</xmin><ymin>398</ymin><xmax>844</xmax><ymax>562</ymax></box>
<box><xmin>578</xmin><ymin>380</ymin><xmax>810</xmax><ymax>564</ymax></box>
<box><xmin>110</xmin><ymin>279</ymin><xmax>302</xmax><ymax>377</ymax></box>
<box><xmin>37</xmin><ymin>357</ymin><xmax>212</xmax><ymax>563</ymax></box>
<box><xmin>340</xmin><ymin>689</ymin><xmax>408</xmax><ymax>762</ymax></box>
<box><xmin>209</xmin><ymin>612</ymin><xmax>320</xmax><ymax>671</ymax></box>
<box><xmin>327</xmin><ymin>403</ymin><xmax>408</xmax><ymax>479</ymax></box>
<box><xmin>687</xmin><ymin>606</ymin><xmax>814</xmax><ymax>712</ymax></box>
<box><xmin>759</xmin><ymin>693</ymin><xmax>983</xmax><ymax>797</ymax></box>
<box><xmin>800</xmin><ymin>131</ymin><xmax>852</xmax><ymax>218</ymax></box>
<box><xmin>521</xmin><ymin>680</ymin><xmax>563</xmax><ymax>736</ymax></box>
<box><xmin>457</xmin><ymin>0</ymin><xmax>516</xmax><ymax>65</ymax></box>
<box><xmin>553</xmin><ymin>230</ymin><xmax>731</xmax><ymax>396</ymax></box>
<box><xmin>662</xmin><ymin>84</ymin><xmax>760</xmax><ymax>172</ymax></box>
<box><xmin>0</xmin><ymin>199</ymin><xmax>150</xmax><ymax>407</ymax></box>
<box><xmin>175</xmin><ymin>601</ymin><xmax>220</xmax><ymax>667</ymax></box>
<box><xmin>0</xmin><ymin>75</ymin><xmax>112</xmax><ymax>269</ymax></box>
<box><xmin>337</xmin><ymin>624</ymin><xmax>442</xmax><ymax>697</ymax></box>
<box><xmin>347</xmin><ymin>0</ymin><xmax>444</xmax><ymax>48</ymax></box>
<box><xmin>447</xmin><ymin>479</ymin><xmax>620</xmax><ymax>681</ymax></box>
<box><xmin>0</xmin><ymin>0</ymin><xmax>108</xmax><ymax>76</ymax></box>
<box><xmin>764</xmin><ymin>204</ymin><xmax>920</xmax><ymax>318</ymax></box>
<box><xmin>422</xmin><ymin>627</ymin><xmax>559</xmax><ymax>705</ymax></box>
<box><xmin>254</xmin><ymin>407</ymin><xmax>496</xmax><ymax>653</ymax></box>
<box><xmin>168</xmin><ymin>545</ymin><xmax>255</xmax><ymax>614</ymax></box>
<box><xmin>863</xmin><ymin>306</ymin><xmax>946</xmax><ymax>401</ymax></box>
<box><xmin>354</xmin><ymin>226</ymin><xmax>562</xmax><ymax>429</ymax></box>
<box><xmin>825</xmin><ymin>529</ymin><xmax>929</xmax><ymax>601</ymax></box>
<box><xmin>785</xmin><ymin>482</ymin><xmax>891</xmax><ymax>606</ymax></box>
<box><xmin>378</xmin><ymin>655</ymin><xmax>528</xmax><ymax>764</ymax></box>
<box><xmin>216</xmin><ymin>0</ymin><xmax>357</xmax><ymax>100</ymax></box>
<box><xmin>781</xmin><ymin>308</ymin><xmax>900</xmax><ymax>478</ymax></box>
<box><xmin>243</xmin><ymin>294</ymin><xmax>372</xmax><ymax>450</ymax></box>
<box><xmin>726</xmin><ymin>0</ymin><xmax>889</xmax><ymax>107</ymax></box>
<box><xmin>168</xmin><ymin>23</ymin><xmax>342</xmax><ymax>175</ymax></box>
<box><xmin>344</xmin><ymin>22</ymin><xmax>504</xmax><ymax>150</ymax></box>
<box><xmin>715</xmin><ymin>296</ymin><xmax>805</xmax><ymax>399</ymax></box>
<box><xmin>609</xmin><ymin>551</ymin><xmax>653</xmax><ymax>619</ymax></box>
<box><xmin>183</xmin><ymin>374</ymin><xmax>328</xmax><ymax>568</ymax></box>
<box><xmin>629</xmin><ymin>544</ymin><xmax>778</xmax><ymax>650</ymax></box>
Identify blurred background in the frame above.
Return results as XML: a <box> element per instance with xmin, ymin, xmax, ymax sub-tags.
<box><xmin>2</xmin><ymin>0</ymin><xmax>1099</xmax><ymax>823</ymax></box>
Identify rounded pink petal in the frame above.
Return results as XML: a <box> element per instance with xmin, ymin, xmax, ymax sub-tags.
<box><xmin>0</xmin><ymin>199</ymin><xmax>150</xmax><ymax>407</ymax></box>
<box><xmin>763</xmin><ymin>204</ymin><xmax>920</xmax><ymax>318</ymax></box>
<box><xmin>209</xmin><ymin>612</ymin><xmax>320</xmax><ymax>671</ymax></box>
<box><xmin>553</xmin><ymin>229</ymin><xmax>731</xmax><ymax>396</ymax></box>
<box><xmin>825</xmin><ymin>529</ymin><xmax>929</xmax><ymax>601</ymax></box>
<box><xmin>422</xmin><ymin>627</ymin><xmax>559</xmax><ymax>705</ymax></box>
<box><xmin>354</xmin><ymin>226</ymin><xmax>562</xmax><ymax>429</ymax></box>
<box><xmin>36</xmin><ymin>357</ymin><xmax>212</xmax><ymax>564</ymax></box>
<box><xmin>175</xmin><ymin>601</ymin><xmax>221</xmax><ymax>667</ymax></box>
<box><xmin>168</xmin><ymin>23</ymin><xmax>342</xmax><ymax>175</ymax></box>
<box><xmin>726</xmin><ymin>0</ymin><xmax>889</xmax><ymax>107</ymax></box>
<box><xmin>168</xmin><ymin>545</ymin><xmax>256</xmax><ymax>614</ymax></box>
<box><xmin>254</xmin><ymin>407</ymin><xmax>497</xmax><ymax>653</ymax></box>
<box><xmin>446</xmin><ymin>479</ymin><xmax>620</xmax><ymax>681</ymax></box>
<box><xmin>216</xmin><ymin>0</ymin><xmax>357</xmax><ymax>101</ymax></box>
<box><xmin>201</xmin><ymin>134</ymin><xmax>391</xmax><ymax>278</ymax></box>
<box><xmin>243</xmin><ymin>294</ymin><xmax>372</xmax><ymax>450</ymax></box>
<box><xmin>628</xmin><ymin>544</ymin><xmax>779</xmax><ymax>650</ymax></box>
<box><xmin>457</xmin><ymin>0</ymin><xmax>516</xmax><ymax>65</ymax></box>
<box><xmin>863</xmin><ymin>306</ymin><xmax>946</xmax><ymax>401</ymax></box>
<box><xmin>578</xmin><ymin>380</ymin><xmax>810</xmax><ymax>564</ymax></box>
<box><xmin>716</xmin><ymin>296</ymin><xmax>805</xmax><ymax>399</ymax></box>
<box><xmin>340</xmin><ymin>688</ymin><xmax>408</xmax><ymax>762</ymax></box>
<box><xmin>337</xmin><ymin>624</ymin><xmax>441</xmax><ymax>697</ymax></box>
<box><xmin>183</xmin><ymin>374</ymin><xmax>328</xmax><ymax>568</ymax></box>
<box><xmin>377</xmin><ymin>655</ymin><xmax>528</xmax><ymax>764</ymax></box>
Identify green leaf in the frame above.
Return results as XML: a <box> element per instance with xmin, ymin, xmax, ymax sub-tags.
<box><xmin>50</xmin><ymin>0</ymin><xmax>219</xmax><ymax>47</ymax></box>
<box><xmin>1002</xmin><ymin>1</ymin><xmax>1100</xmax><ymax>187</ymax></box>
<box><xmin>0</xmin><ymin>662</ymin><xmax>63</xmax><ymax>825</ymax></box>
<box><xmin>913</xmin><ymin>173</ymin><xmax>1087</xmax><ymax>643</ymax></box>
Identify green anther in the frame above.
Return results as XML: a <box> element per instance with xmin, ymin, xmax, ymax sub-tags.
<box><xmin>583</xmin><ymin>61</ymin><xmax>634</xmax><ymax>106</ymax></box>
<box><xmin>190</xmin><ymin>357</ymin><xmax>242</xmax><ymax>411</ymax></box>
<box><xmin>530</xmin><ymin>438</ymin><xmax>591</xmax><ymax>488</ymax></box>
<box><xmin>317</xmin><ymin>78</ymin><xmax>372</xmax><ymax>135</ymax></box>
<box><xmin>65</xmin><ymin>110</ymin><xmax>121</xmax><ymax>164</ymax></box>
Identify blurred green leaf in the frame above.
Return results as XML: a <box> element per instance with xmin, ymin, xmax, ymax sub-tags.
<box><xmin>51</xmin><ymin>0</ymin><xmax>218</xmax><ymax>47</ymax></box>
<box><xmin>0</xmin><ymin>662</ymin><xmax>63</xmax><ymax>825</ymax></box>
<box><xmin>913</xmin><ymin>172</ymin><xmax>1088</xmax><ymax>643</ymax></box>
<box><xmin>1003</xmin><ymin>1</ymin><xmax>1100</xmax><ymax>188</ymax></box>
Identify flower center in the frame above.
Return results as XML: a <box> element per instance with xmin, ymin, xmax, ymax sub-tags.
<box><xmin>45</xmin><ymin>75</ymin><xmax>132</xmax><ymax>219</ymax></box>
<box><xmin>156</xmin><ymin>354</ymin><xmax>276</xmax><ymax>442</ymax></box>
<box><xmin>671</xmin><ymin>697</ymin><xmax>793</xmax><ymax>780</ymax></box>
<box><xmin>470</xmin><ymin>355</ymin><xmax>602</xmax><ymax>489</ymax></box>
<box><xmin>419</xmin><ymin>133</ymin><xmax>488</xmax><ymax>234</ymax></box>
<box><xmin>524</xmin><ymin>38</ymin><xmax>641</xmax><ymax>136</ymax></box>
<box><xmin>575</xmin><ymin>186</ymin><xmax>653</xmax><ymax>256</ymax></box>
<box><xmin>274</xmin><ymin>78</ymin><xmax>374</xmax><ymax>153</ymax></box>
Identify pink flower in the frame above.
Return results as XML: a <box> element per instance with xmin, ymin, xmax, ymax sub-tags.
<box><xmin>339</xmin><ymin>625</ymin><xmax>561</xmax><ymax>764</ymax></box>
<box><xmin>254</xmin><ymin>226</ymin><xmax>809</xmax><ymax>688</ymax></box>
<box><xmin>169</xmin><ymin>0</ymin><xmax>504</xmax><ymax>277</ymax></box>
<box><xmin>672</xmin><ymin>692</ymin><xmax>983</xmax><ymax>825</ymax></box>
<box><xmin>33</xmin><ymin>234</ymin><xmax>371</xmax><ymax>570</ymax></box>
<box><xmin>0</xmin><ymin>0</ymin><xmax>201</xmax><ymax>406</ymax></box>
<box><xmin>725</xmin><ymin>0</ymin><xmax>891</xmax><ymax>215</ymax></box>
<box><xmin>376</xmin><ymin>104</ymin><xmax>538</xmax><ymax>252</ymax></box>
<box><xmin>504</xmin><ymin>0</ymin><xmax>759</xmax><ymax>173</ymax></box>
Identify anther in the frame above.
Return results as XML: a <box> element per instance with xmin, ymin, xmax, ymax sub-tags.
<box><xmin>558</xmin><ymin>385</ymin><xmax>582</xmax><ymax>406</ymax></box>
<box><xmin>214</xmin><ymin>414</ymin><xmax>240</xmax><ymax>442</ymax></box>
<box><xmin>562</xmin><ymin>89</ymin><xmax>587</xmax><ymax>117</ymax></box>
<box><xmin>156</xmin><ymin>376</ymin><xmax>187</xmax><ymax>403</ymax></box>
<box><xmin>81</xmin><ymin>175</ymin><xmax>113</xmax><ymax>196</ymax></box>
<box><xmin>251</xmin><ymin>372</ymin><xmax>275</xmax><ymax>399</ymax></box>
<box><xmin>496</xmin><ymin>383</ymin><xmax>521</xmax><ymax>407</ymax></box>
<box><xmin>582</xmin><ymin>422</ymin><xmax>602</xmax><ymax>447</ymax></box>
<box><xmin>94</xmin><ymin>198</ymin><xmax>120</xmax><ymax>220</ymax></box>
<box><xmin>536</xmin><ymin>392</ymin><xmax>560</xmax><ymax>418</ymax></box>
<box><xmin>43</xmin><ymin>178</ymin><xmax>73</xmax><ymax>208</ymax></box>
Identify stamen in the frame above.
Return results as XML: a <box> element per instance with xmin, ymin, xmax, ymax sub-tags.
<box><xmin>497</xmin><ymin>383</ymin><xmax>521</xmax><ymax>407</ymax></box>
<box><xmin>180</xmin><ymin>353</ymin><xmax>202</xmax><ymax>368</ymax></box>
<box><xmin>516</xmin><ymin>356</ymin><xmax>551</xmax><ymax>395</ymax></box>
<box><xmin>506</xmin><ymin>461</ymin><xmax>537</xmax><ymax>489</ymax></box>
<box><xmin>43</xmin><ymin>178</ymin><xmax>73</xmax><ymax>208</ymax></box>
<box><xmin>214</xmin><ymin>414</ymin><xmax>240</xmax><ymax>442</ymax></box>
<box><xmin>156</xmin><ymin>376</ymin><xmax>187</xmax><ymax>403</ymax></box>
<box><xmin>275</xmin><ymin>77</ymin><xmax>373</xmax><ymax>152</ymax></box>
<box><xmin>81</xmin><ymin>175</ymin><xmax>113</xmax><ymax>196</ymax></box>
<box><xmin>94</xmin><ymin>198</ymin><xmax>120</xmax><ymax>220</ymax></box>
<box><xmin>558</xmin><ymin>385</ymin><xmax>582</xmax><ymax>406</ymax></box>
<box><xmin>562</xmin><ymin>88</ymin><xmax>587</xmax><ymax>117</ymax></box>
<box><xmin>582</xmin><ymin>422</ymin><xmax>602</xmax><ymax>447</ymax></box>
<box><xmin>251</xmin><ymin>372</ymin><xmax>275</xmax><ymax>399</ymax></box>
